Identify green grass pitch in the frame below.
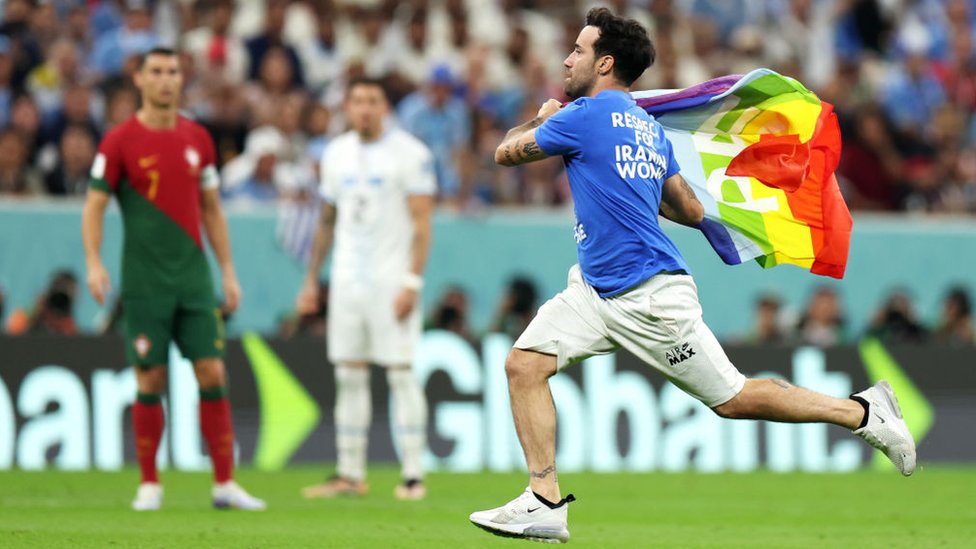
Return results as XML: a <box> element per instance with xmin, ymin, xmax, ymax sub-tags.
<box><xmin>1</xmin><ymin>466</ymin><xmax>974</xmax><ymax>548</ymax></box>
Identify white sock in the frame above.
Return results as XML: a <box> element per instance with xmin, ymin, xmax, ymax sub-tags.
<box><xmin>386</xmin><ymin>367</ymin><xmax>428</xmax><ymax>481</ymax></box>
<box><xmin>334</xmin><ymin>364</ymin><xmax>371</xmax><ymax>482</ymax></box>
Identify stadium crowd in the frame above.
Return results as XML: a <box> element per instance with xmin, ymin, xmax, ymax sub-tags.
<box><xmin>3</xmin><ymin>267</ymin><xmax>973</xmax><ymax>346</ymax></box>
<box><xmin>0</xmin><ymin>0</ymin><xmax>974</xmax><ymax>212</ymax></box>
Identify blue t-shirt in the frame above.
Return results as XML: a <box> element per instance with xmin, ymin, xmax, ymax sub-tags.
<box><xmin>535</xmin><ymin>89</ymin><xmax>688</xmax><ymax>297</ymax></box>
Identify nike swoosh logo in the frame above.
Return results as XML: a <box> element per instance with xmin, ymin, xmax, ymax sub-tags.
<box><xmin>875</xmin><ymin>413</ymin><xmax>886</xmax><ymax>424</ymax></box>
<box><xmin>527</xmin><ymin>507</ymin><xmax>541</xmax><ymax>513</ymax></box>
<box><xmin>139</xmin><ymin>155</ymin><xmax>159</xmax><ymax>168</ymax></box>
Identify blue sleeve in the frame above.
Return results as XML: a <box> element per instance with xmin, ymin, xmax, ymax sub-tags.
<box><xmin>665</xmin><ymin>135</ymin><xmax>680</xmax><ymax>178</ymax></box>
<box><xmin>535</xmin><ymin>102</ymin><xmax>584</xmax><ymax>156</ymax></box>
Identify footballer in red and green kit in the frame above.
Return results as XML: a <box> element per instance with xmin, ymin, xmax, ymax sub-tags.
<box><xmin>90</xmin><ymin>116</ymin><xmax>224</xmax><ymax>366</ymax></box>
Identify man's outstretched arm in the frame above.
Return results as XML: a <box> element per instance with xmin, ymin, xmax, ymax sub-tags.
<box><xmin>495</xmin><ymin>99</ymin><xmax>561</xmax><ymax>167</ymax></box>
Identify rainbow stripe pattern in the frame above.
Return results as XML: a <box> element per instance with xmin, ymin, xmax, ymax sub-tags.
<box><xmin>632</xmin><ymin>69</ymin><xmax>852</xmax><ymax>278</ymax></box>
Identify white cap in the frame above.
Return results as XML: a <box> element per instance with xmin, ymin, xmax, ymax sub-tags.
<box><xmin>244</xmin><ymin>125</ymin><xmax>288</xmax><ymax>158</ymax></box>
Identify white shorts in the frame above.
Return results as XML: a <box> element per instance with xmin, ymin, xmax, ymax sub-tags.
<box><xmin>327</xmin><ymin>280</ymin><xmax>422</xmax><ymax>366</ymax></box>
<box><xmin>514</xmin><ymin>265</ymin><xmax>746</xmax><ymax>407</ymax></box>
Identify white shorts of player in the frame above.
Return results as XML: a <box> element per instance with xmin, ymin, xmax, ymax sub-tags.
<box><xmin>515</xmin><ymin>264</ymin><xmax>746</xmax><ymax>408</ymax></box>
<box><xmin>327</xmin><ymin>280</ymin><xmax>422</xmax><ymax>366</ymax></box>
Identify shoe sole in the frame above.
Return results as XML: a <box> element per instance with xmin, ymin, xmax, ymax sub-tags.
<box><xmin>213</xmin><ymin>500</ymin><xmax>266</xmax><ymax>511</ymax></box>
<box><xmin>470</xmin><ymin>519</ymin><xmax>569</xmax><ymax>544</ymax></box>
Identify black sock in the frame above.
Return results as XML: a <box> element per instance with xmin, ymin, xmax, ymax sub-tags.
<box><xmin>851</xmin><ymin>395</ymin><xmax>870</xmax><ymax>430</ymax></box>
<box><xmin>533</xmin><ymin>492</ymin><xmax>577</xmax><ymax>509</ymax></box>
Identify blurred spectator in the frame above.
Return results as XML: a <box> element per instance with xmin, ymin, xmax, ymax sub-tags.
<box><xmin>469</xmin><ymin>108</ymin><xmax>517</xmax><ymax>204</ymax></box>
<box><xmin>244</xmin><ymin>0</ymin><xmax>304</xmax><ymax>87</ymax></box>
<box><xmin>304</xmin><ymin>101</ymin><xmax>332</xmax><ymax>177</ymax></box>
<box><xmin>202</xmin><ymin>81</ymin><xmax>249</xmax><ymax>166</ymax></box>
<box><xmin>397</xmin><ymin>64</ymin><xmax>471</xmax><ymax>203</ymax></box>
<box><xmin>0</xmin><ymin>0</ymin><xmax>965</xmax><ymax>211</ymax></box>
<box><xmin>490</xmin><ymin>275</ymin><xmax>539</xmax><ymax>340</ymax></box>
<box><xmin>182</xmin><ymin>0</ymin><xmax>247</xmax><ymax>85</ymax></box>
<box><xmin>867</xmin><ymin>290</ymin><xmax>928</xmax><ymax>343</ymax></box>
<box><xmin>834</xmin><ymin>0</ymin><xmax>892</xmax><ymax>59</ymax></box>
<box><xmin>29</xmin><ymin>2</ymin><xmax>61</xmax><ymax>56</ymax></box>
<box><xmin>746</xmin><ymin>293</ymin><xmax>791</xmax><ymax>345</ymax></box>
<box><xmin>44</xmin><ymin>124</ymin><xmax>96</xmax><ymax>195</ymax></box>
<box><xmin>339</xmin><ymin>7</ymin><xmax>394</xmax><ymax>82</ymax></box>
<box><xmin>0</xmin><ymin>0</ymin><xmax>44</xmax><ymax>89</ymax></box>
<box><xmin>89</xmin><ymin>1</ymin><xmax>161</xmax><ymax>79</ymax></box>
<box><xmin>838</xmin><ymin>106</ymin><xmax>903</xmax><ymax>210</ymax></box>
<box><xmin>933</xmin><ymin>286</ymin><xmax>974</xmax><ymax>345</ymax></box>
<box><xmin>10</xmin><ymin>93</ymin><xmax>42</xmax><ymax>164</ymax></box>
<box><xmin>65</xmin><ymin>5</ymin><xmax>95</xmax><ymax>61</ymax></box>
<box><xmin>221</xmin><ymin>125</ymin><xmax>295</xmax><ymax>205</ymax></box>
<box><xmin>274</xmin><ymin>91</ymin><xmax>311</xmax><ymax>164</ymax></box>
<box><xmin>298</xmin><ymin>5</ymin><xmax>344</xmax><ymax>95</ymax></box>
<box><xmin>941</xmin><ymin>16</ymin><xmax>976</xmax><ymax>113</ymax></box>
<box><xmin>243</xmin><ymin>46</ymin><xmax>302</xmax><ymax>125</ymax></box>
<box><xmin>26</xmin><ymin>38</ymin><xmax>83</xmax><ymax>118</ymax></box>
<box><xmin>761</xmin><ymin>0</ymin><xmax>837</xmax><ymax>90</ymax></box>
<box><xmin>879</xmin><ymin>33</ymin><xmax>946</xmax><ymax>138</ymax></box>
<box><xmin>389</xmin><ymin>8</ymin><xmax>440</xmax><ymax>89</ymax></box>
<box><xmin>428</xmin><ymin>284</ymin><xmax>475</xmax><ymax>344</ymax></box>
<box><xmin>28</xmin><ymin>269</ymin><xmax>79</xmax><ymax>336</ymax></box>
<box><xmin>0</xmin><ymin>127</ymin><xmax>42</xmax><ymax>196</ymax></box>
<box><xmin>0</xmin><ymin>35</ymin><xmax>15</xmax><ymax>127</ymax></box>
<box><xmin>41</xmin><ymin>83</ymin><xmax>99</xmax><ymax>149</ymax></box>
<box><xmin>796</xmin><ymin>286</ymin><xmax>846</xmax><ymax>347</ymax></box>
<box><xmin>688</xmin><ymin>0</ymin><xmax>762</xmax><ymax>47</ymax></box>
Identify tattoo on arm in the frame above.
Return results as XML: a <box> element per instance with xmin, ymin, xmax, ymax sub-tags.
<box><xmin>771</xmin><ymin>379</ymin><xmax>792</xmax><ymax>390</ymax></box>
<box><xmin>504</xmin><ymin>117</ymin><xmax>545</xmax><ymax>142</ymax></box>
<box><xmin>524</xmin><ymin>117</ymin><xmax>544</xmax><ymax>131</ymax></box>
<box><xmin>503</xmin><ymin>147</ymin><xmax>515</xmax><ymax>165</ymax></box>
<box><xmin>521</xmin><ymin>142</ymin><xmax>541</xmax><ymax>158</ymax></box>
<box><xmin>677</xmin><ymin>177</ymin><xmax>698</xmax><ymax>202</ymax></box>
<box><xmin>530</xmin><ymin>464</ymin><xmax>557</xmax><ymax>482</ymax></box>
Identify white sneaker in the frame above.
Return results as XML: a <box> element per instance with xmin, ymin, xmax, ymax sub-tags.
<box><xmin>212</xmin><ymin>480</ymin><xmax>267</xmax><ymax>511</ymax></box>
<box><xmin>469</xmin><ymin>487</ymin><xmax>575</xmax><ymax>544</ymax></box>
<box><xmin>132</xmin><ymin>482</ymin><xmax>163</xmax><ymax>511</ymax></box>
<box><xmin>852</xmin><ymin>380</ymin><xmax>917</xmax><ymax>476</ymax></box>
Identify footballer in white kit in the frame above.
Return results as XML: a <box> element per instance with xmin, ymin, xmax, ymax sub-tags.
<box><xmin>296</xmin><ymin>77</ymin><xmax>436</xmax><ymax>501</ymax></box>
<box><xmin>321</xmin><ymin>114</ymin><xmax>436</xmax><ymax>365</ymax></box>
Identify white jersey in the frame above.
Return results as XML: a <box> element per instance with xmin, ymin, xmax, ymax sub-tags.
<box><xmin>319</xmin><ymin>126</ymin><xmax>436</xmax><ymax>287</ymax></box>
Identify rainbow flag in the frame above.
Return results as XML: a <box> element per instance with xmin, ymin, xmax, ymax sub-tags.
<box><xmin>632</xmin><ymin>69</ymin><xmax>852</xmax><ymax>278</ymax></box>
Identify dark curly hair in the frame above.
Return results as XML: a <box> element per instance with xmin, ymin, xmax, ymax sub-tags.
<box><xmin>584</xmin><ymin>7</ymin><xmax>655</xmax><ymax>86</ymax></box>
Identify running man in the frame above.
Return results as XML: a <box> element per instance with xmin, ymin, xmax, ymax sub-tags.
<box><xmin>469</xmin><ymin>8</ymin><xmax>915</xmax><ymax>543</ymax></box>
<box><xmin>296</xmin><ymin>77</ymin><xmax>435</xmax><ymax>501</ymax></box>
<box><xmin>82</xmin><ymin>47</ymin><xmax>265</xmax><ymax>511</ymax></box>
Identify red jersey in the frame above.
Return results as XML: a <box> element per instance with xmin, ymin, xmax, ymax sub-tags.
<box><xmin>90</xmin><ymin>115</ymin><xmax>220</xmax><ymax>297</ymax></box>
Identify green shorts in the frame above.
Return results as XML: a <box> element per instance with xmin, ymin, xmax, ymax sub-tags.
<box><xmin>122</xmin><ymin>294</ymin><xmax>225</xmax><ymax>367</ymax></box>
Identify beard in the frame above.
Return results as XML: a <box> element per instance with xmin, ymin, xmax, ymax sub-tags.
<box><xmin>564</xmin><ymin>66</ymin><xmax>597</xmax><ymax>99</ymax></box>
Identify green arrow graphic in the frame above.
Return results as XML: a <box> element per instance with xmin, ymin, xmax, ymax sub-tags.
<box><xmin>242</xmin><ymin>332</ymin><xmax>321</xmax><ymax>470</ymax></box>
<box><xmin>858</xmin><ymin>338</ymin><xmax>935</xmax><ymax>471</ymax></box>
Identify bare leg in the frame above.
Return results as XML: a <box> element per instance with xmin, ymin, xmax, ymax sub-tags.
<box><xmin>713</xmin><ymin>378</ymin><xmax>864</xmax><ymax>429</ymax></box>
<box><xmin>505</xmin><ymin>349</ymin><xmax>561</xmax><ymax>503</ymax></box>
